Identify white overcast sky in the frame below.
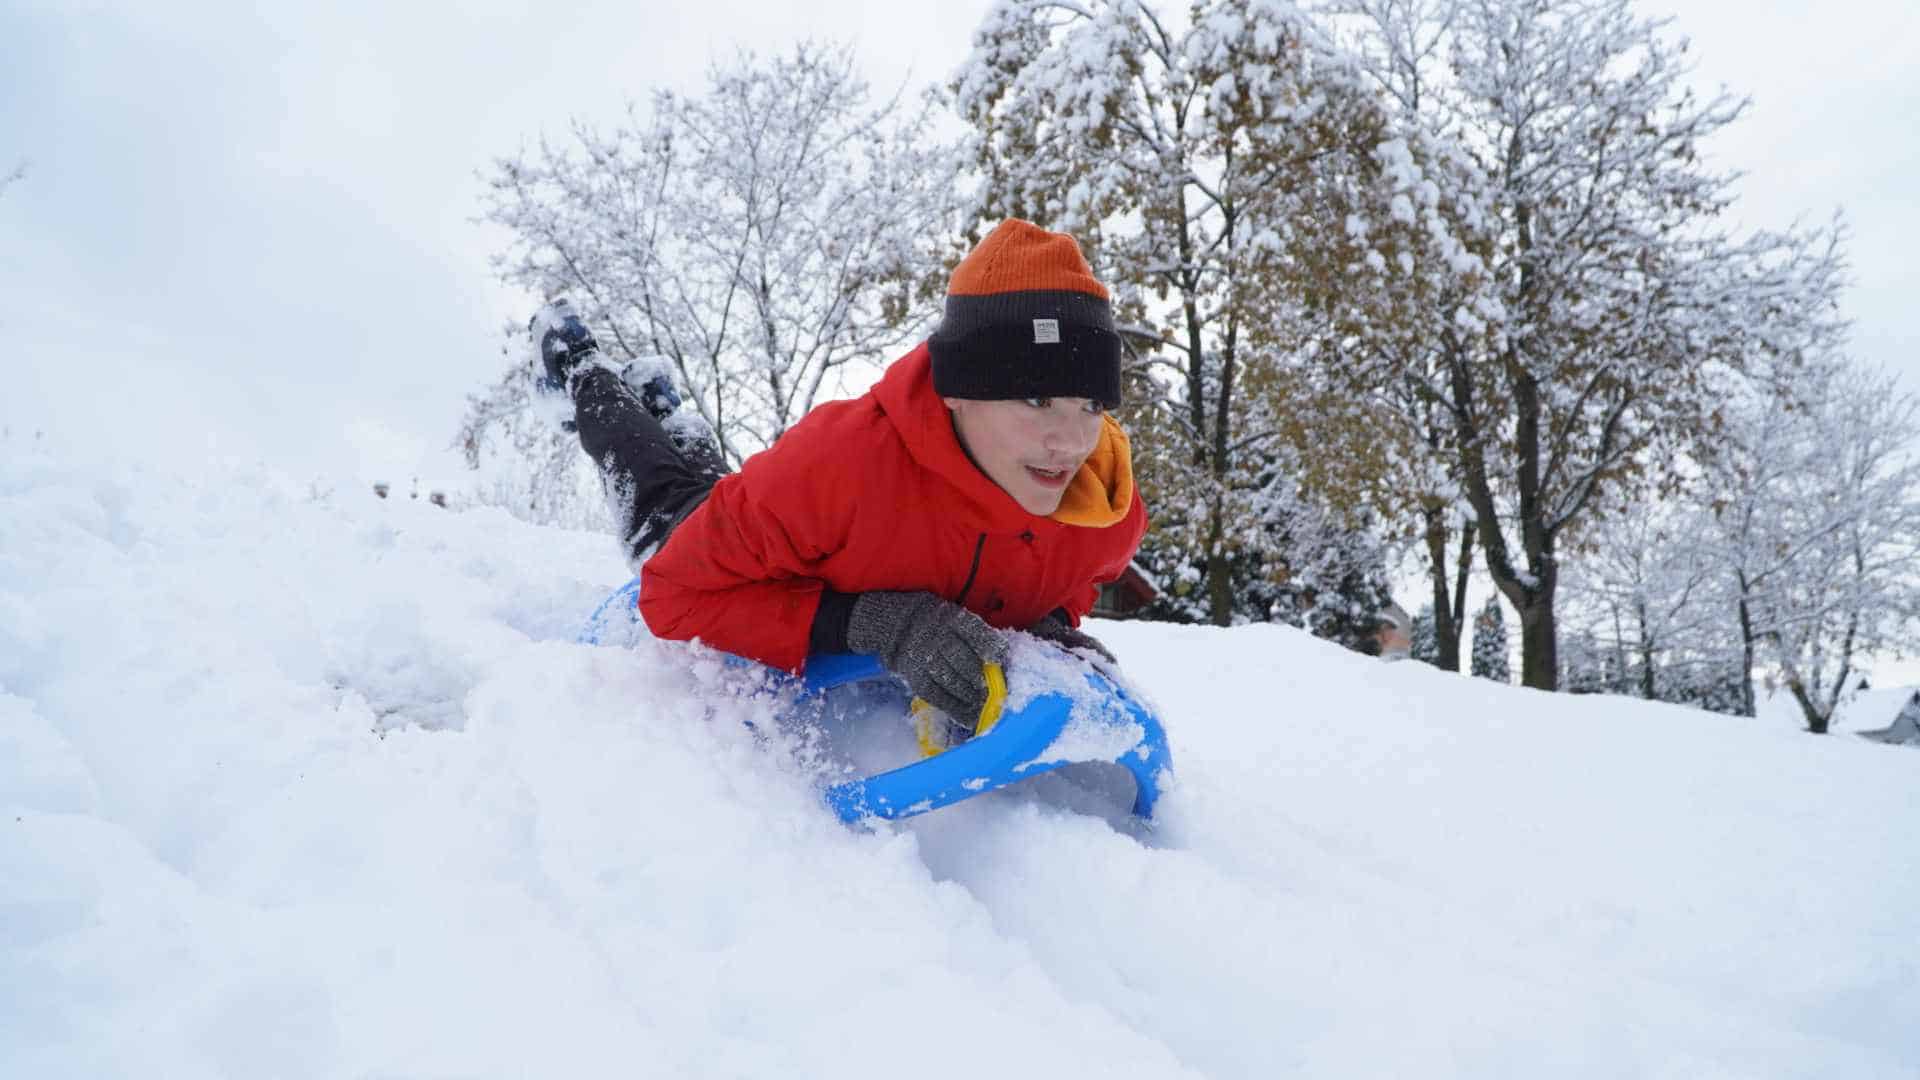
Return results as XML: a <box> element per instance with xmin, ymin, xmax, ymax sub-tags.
<box><xmin>2</xmin><ymin>0</ymin><xmax>1914</xmax><ymax>492</ymax></box>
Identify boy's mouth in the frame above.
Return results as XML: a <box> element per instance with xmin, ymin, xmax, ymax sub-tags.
<box><xmin>1025</xmin><ymin>464</ymin><xmax>1072</xmax><ymax>488</ymax></box>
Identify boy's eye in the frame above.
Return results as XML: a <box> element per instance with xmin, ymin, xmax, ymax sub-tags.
<box><xmin>1023</xmin><ymin>397</ymin><xmax>1107</xmax><ymax>415</ymax></box>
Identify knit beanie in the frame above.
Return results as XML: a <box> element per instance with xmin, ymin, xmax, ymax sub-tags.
<box><xmin>928</xmin><ymin>219</ymin><xmax>1122</xmax><ymax>407</ymax></box>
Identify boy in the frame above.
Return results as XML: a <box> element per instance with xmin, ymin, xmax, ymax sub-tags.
<box><xmin>537</xmin><ymin>219</ymin><xmax>1147</xmax><ymax>739</ymax></box>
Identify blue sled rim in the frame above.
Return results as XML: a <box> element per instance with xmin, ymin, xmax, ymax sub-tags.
<box><xmin>581</xmin><ymin>578</ymin><xmax>1171</xmax><ymax>824</ymax></box>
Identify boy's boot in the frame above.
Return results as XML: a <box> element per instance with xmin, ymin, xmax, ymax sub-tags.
<box><xmin>528</xmin><ymin>299</ymin><xmax>727</xmax><ymax>480</ymax></box>
<box><xmin>530</xmin><ymin>298</ymin><xmax>606</xmax><ymax>395</ymax></box>
<box><xmin>619</xmin><ymin>354</ymin><xmax>684</xmax><ymax>421</ymax></box>
<box><xmin>621</xmin><ymin>353</ymin><xmax>727</xmax><ymax>480</ymax></box>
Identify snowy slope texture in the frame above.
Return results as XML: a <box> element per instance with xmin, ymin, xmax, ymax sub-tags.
<box><xmin>3</xmin><ymin>451</ymin><xmax>1917</xmax><ymax>1078</ymax></box>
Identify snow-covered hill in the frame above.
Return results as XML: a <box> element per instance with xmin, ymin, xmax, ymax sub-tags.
<box><xmin>4</xmin><ymin>453</ymin><xmax>1916</xmax><ymax>1078</ymax></box>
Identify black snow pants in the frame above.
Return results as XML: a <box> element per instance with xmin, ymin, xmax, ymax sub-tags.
<box><xmin>570</xmin><ymin>367</ymin><xmax>729</xmax><ymax>568</ymax></box>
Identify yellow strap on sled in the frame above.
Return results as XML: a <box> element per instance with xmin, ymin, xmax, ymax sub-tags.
<box><xmin>912</xmin><ymin>662</ymin><xmax>1007</xmax><ymax>758</ymax></box>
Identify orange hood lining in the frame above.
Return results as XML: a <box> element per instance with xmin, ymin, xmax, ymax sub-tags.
<box><xmin>1050</xmin><ymin>414</ymin><xmax>1134</xmax><ymax>528</ymax></box>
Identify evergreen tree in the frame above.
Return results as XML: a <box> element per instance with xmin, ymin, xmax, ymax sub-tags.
<box><xmin>1410</xmin><ymin>604</ymin><xmax>1440</xmax><ymax>666</ymax></box>
<box><xmin>1470</xmin><ymin>596</ymin><xmax>1509</xmax><ymax>683</ymax></box>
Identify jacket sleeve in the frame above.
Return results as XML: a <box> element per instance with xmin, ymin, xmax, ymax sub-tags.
<box><xmin>636</xmin><ymin>421</ymin><xmax>854</xmax><ymax>674</ymax></box>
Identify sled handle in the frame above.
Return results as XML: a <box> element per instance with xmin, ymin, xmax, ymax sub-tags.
<box><xmin>911</xmin><ymin>661</ymin><xmax>1008</xmax><ymax>757</ymax></box>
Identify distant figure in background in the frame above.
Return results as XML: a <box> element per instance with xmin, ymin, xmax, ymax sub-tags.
<box><xmin>1374</xmin><ymin>602</ymin><xmax>1412</xmax><ymax>661</ymax></box>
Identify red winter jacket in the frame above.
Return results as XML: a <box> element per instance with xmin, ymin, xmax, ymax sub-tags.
<box><xmin>638</xmin><ymin>344</ymin><xmax>1148</xmax><ymax>673</ymax></box>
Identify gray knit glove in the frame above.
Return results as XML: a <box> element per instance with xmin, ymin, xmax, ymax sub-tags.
<box><xmin>846</xmin><ymin>591</ymin><xmax>1010</xmax><ymax>732</ymax></box>
<box><xmin>1028</xmin><ymin>611</ymin><xmax>1117</xmax><ymax>666</ymax></box>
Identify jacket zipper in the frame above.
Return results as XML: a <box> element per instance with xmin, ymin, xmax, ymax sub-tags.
<box><xmin>954</xmin><ymin>533</ymin><xmax>987</xmax><ymax>606</ymax></box>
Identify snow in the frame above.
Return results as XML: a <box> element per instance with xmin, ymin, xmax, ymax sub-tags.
<box><xmin>5</xmin><ymin>449</ymin><xmax>1919</xmax><ymax>1077</ymax></box>
<box><xmin>1760</xmin><ymin>685</ymin><xmax>1920</xmax><ymax>740</ymax></box>
<box><xmin>996</xmin><ymin>636</ymin><xmax>1150</xmax><ymax>773</ymax></box>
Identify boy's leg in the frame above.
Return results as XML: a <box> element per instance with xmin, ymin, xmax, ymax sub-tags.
<box><xmin>572</xmin><ymin>368</ymin><xmax>719</xmax><ymax>564</ymax></box>
<box><xmin>618</xmin><ymin>355</ymin><xmax>728</xmax><ymax>483</ymax></box>
<box><xmin>532</xmin><ymin>300</ymin><xmax>727</xmax><ymax>565</ymax></box>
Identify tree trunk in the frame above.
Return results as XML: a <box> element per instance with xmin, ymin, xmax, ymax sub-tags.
<box><xmin>1735</xmin><ymin>588</ymin><xmax>1757</xmax><ymax>717</ymax></box>
<box><xmin>1451</xmin><ymin>523</ymin><xmax>1474</xmax><ymax>663</ymax></box>
<box><xmin>1636</xmin><ymin>601</ymin><xmax>1655</xmax><ymax>700</ymax></box>
<box><xmin>1421</xmin><ymin>506</ymin><xmax>1476</xmax><ymax>671</ymax></box>
<box><xmin>1206</xmin><ymin>500</ymin><xmax>1233</xmax><ymax>626</ymax></box>
<box><xmin>1454</xmin><ymin>472</ymin><xmax>1561</xmax><ymax>690</ymax></box>
<box><xmin>1422</xmin><ymin>507</ymin><xmax>1457</xmax><ymax>669</ymax></box>
<box><xmin>1455</xmin><ymin>404</ymin><xmax>1561</xmax><ymax>690</ymax></box>
<box><xmin>1787</xmin><ymin>680</ymin><xmax>1830</xmax><ymax>735</ymax></box>
<box><xmin>1440</xmin><ymin>292</ymin><xmax>1563</xmax><ymax>690</ymax></box>
<box><xmin>1516</xmin><ymin>591</ymin><xmax>1559</xmax><ymax>690</ymax></box>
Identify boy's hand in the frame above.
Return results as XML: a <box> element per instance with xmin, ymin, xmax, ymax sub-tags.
<box><xmin>1028</xmin><ymin>610</ymin><xmax>1117</xmax><ymax>666</ymax></box>
<box><xmin>847</xmin><ymin>591</ymin><xmax>1010</xmax><ymax>732</ymax></box>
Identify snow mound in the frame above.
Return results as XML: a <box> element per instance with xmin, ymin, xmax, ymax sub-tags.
<box><xmin>3</xmin><ymin>451</ymin><xmax>1916</xmax><ymax>1077</ymax></box>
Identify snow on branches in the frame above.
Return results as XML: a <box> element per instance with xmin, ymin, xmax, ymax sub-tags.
<box><xmin>1553</xmin><ymin>355</ymin><xmax>1920</xmax><ymax>725</ymax></box>
<box><xmin>1556</xmin><ymin>497</ymin><xmax>1747</xmax><ymax>712</ymax></box>
<box><xmin>957</xmin><ymin>0</ymin><xmax>1406</xmax><ymax>626</ymax></box>
<box><xmin>1716</xmin><ymin>360</ymin><xmax>1920</xmax><ymax>732</ymax></box>
<box><xmin>470</xmin><ymin>43</ymin><xmax>962</xmax><ymax>488</ymax></box>
<box><xmin>1307</xmin><ymin>0</ymin><xmax>1849</xmax><ymax>688</ymax></box>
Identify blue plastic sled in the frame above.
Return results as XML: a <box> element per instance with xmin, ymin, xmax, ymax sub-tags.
<box><xmin>580</xmin><ymin>578</ymin><xmax>1172</xmax><ymax>824</ymax></box>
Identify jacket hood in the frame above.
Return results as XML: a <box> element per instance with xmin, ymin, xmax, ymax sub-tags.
<box><xmin>1052</xmin><ymin>415</ymin><xmax>1134</xmax><ymax>528</ymax></box>
<box><xmin>874</xmin><ymin>344</ymin><xmax>1134</xmax><ymax>530</ymax></box>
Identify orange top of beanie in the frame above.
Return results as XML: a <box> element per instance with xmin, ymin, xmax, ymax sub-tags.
<box><xmin>947</xmin><ymin>219</ymin><xmax>1109</xmax><ymax>301</ymax></box>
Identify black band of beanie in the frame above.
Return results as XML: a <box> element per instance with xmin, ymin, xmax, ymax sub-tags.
<box><xmin>927</xmin><ymin>289</ymin><xmax>1122</xmax><ymax>405</ymax></box>
<box><xmin>929</xmin><ymin>322</ymin><xmax>1122</xmax><ymax>406</ymax></box>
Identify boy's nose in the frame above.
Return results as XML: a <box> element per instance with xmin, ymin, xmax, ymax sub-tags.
<box><xmin>1042</xmin><ymin>415</ymin><xmax>1098</xmax><ymax>456</ymax></box>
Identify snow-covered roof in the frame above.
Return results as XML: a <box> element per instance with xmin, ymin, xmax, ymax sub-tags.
<box><xmin>1827</xmin><ymin>687</ymin><xmax>1920</xmax><ymax>735</ymax></box>
<box><xmin>1761</xmin><ymin>685</ymin><xmax>1920</xmax><ymax>737</ymax></box>
<box><xmin>1125</xmin><ymin>557</ymin><xmax>1162</xmax><ymax>594</ymax></box>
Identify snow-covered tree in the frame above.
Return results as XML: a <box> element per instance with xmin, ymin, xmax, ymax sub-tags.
<box><xmin>1410</xmin><ymin>602</ymin><xmax>1440</xmax><ymax>666</ymax></box>
<box><xmin>1559</xmin><ymin>628</ymin><xmax>1630</xmax><ymax>696</ymax></box>
<box><xmin>1294</xmin><ymin>0</ymin><xmax>1502</xmax><ymax>673</ymax></box>
<box><xmin>1305</xmin><ymin>0</ymin><xmax>1848</xmax><ymax>690</ymax></box>
<box><xmin>1555</xmin><ymin>352</ymin><xmax>1920</xmax><ymax>726</ymax></box>
<box><xmin>1717</xmin><ymin>360</ymin><xmax>1920</xmax><ymax>733</ymax></box>
<box><xmin>453</xmin><ymin>345</ymin><xmax>613</xmax><ymax>531</ymax></box>
<box><xmin>1131</xmin><ymin>458</ymin><xmax>1395</xmax><ymax>641</ymax></box>
<box><xmin>1470</xmin><ymin>595</ymin><xmax>1508</xmax><ymax>683</ymax></box>
<box><xmin>1557</xmin><ymin>500</ymin><xmax>1747</xmax><ymax>712</ymax></box>
<box><xmin>1256</xmin><ymin>470</ymin><xmax>1395</xmax><ymax>646</ymax></box>
<box><xmin>463</xmin><ymin>42</ymin><xmax>963</xmax><ymax>523</ymax></box>
<box><xmin>955</xmin><ymin>0</ymin><xmax>1405</xmax><ymax>626</ymax></box>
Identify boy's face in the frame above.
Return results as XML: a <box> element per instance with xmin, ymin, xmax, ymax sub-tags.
<box><xmin>944</xmin><ymin>396</ymin><xmax>1106</xmax><ymax>515</ymax></box>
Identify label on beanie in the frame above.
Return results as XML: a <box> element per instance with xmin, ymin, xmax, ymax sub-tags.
<box><xmin>1032</xmin><ymin>318</ymin><xmax>1061</xmax><ymax>344</ymax></box>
